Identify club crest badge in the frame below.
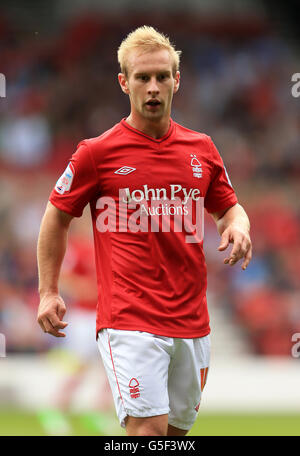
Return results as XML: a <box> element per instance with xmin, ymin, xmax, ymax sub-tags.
<box><xmin>190</xmin><ymin>154</ymin><xmax>202</xmax><ymax>178</ymax></box>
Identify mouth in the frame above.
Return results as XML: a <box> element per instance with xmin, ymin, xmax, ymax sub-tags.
<box><xmin>145</xmin><ymin>99</ymin><xmax>161</xmax><ymax>108</ymax></box>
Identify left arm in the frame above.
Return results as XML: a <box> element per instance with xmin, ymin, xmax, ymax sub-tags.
<box><xmin>211</xmin><ymin>203</ymin><xmax>252</xmax><ymax>270</ymax></box>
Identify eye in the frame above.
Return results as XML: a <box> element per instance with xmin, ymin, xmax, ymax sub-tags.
<box><xmin>158</xmin><ymin>74</ymin><xmax>169</xmax><ymax>81</ymax></box>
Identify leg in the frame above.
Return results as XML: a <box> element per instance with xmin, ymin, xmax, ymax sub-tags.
<box><xmin>168</xmin><ymin>335</ymin><xmax>210</xmax><ymax>433</ymax></box>
<box><xmin>167</xmin><ymin>424</ymin><xmax>189</xmax><ymax>436</ymax></box>
<box><xmin>125</xmin><ymin>414</ymin><xmax>168</xmax><ymax>436</ymax></box>
<box><xmin>97</xmin><ymin>330</ymin><xmax>172</xmax><ymax>434</ymax></box>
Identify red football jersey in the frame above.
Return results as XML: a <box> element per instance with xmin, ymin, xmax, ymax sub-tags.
<box><xmin>50</xmin><ymin>118</ymin><xmax>238</xmax><ymax>338</ymax></box>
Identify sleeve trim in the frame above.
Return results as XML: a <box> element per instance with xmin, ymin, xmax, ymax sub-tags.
<box><xmin>49</xmin><ymin>197</ymin><xmax>83</xmax><ymax>218</ymax></box>
<box><xmin>205</xmin><ymin>196</ymin><xmax>238</xmax><ymax>214</ymax></box>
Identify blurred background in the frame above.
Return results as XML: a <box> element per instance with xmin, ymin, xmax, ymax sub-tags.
<box><xmin>0</xmin><ymin>0</ymin><xmax>299</xmax><ymax>436</ymax></box>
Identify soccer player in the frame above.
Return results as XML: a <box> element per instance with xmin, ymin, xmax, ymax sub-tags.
<box><xmin>37</xmin><ymin>26</ymin><xmax>252</xmax><ymax>436</ymax></box>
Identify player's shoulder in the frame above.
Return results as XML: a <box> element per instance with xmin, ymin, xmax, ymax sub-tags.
<box><xmin>174</xmin><ymin>121</ymin><xmax>221</xmax><ymax>163</ymax></box>
<box><xmin>174</xmin><ymin>121</ymin><xmax>211</xmax><ymax>144</ymax></box>
<box><xmin>81</xmin><ymin>121</ymin><xmax>123</xmax><ymax>150</ymax></box>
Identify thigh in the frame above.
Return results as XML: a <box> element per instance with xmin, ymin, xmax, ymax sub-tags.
<box><xmin>97</xmin><ymin>329</ymin><xmax>172</xmax><ymax>428</ymax></box>
<box><xmin>168</xmin><ymin>334</ymin><xmax>211</xmax><ymax>431</ymax></box>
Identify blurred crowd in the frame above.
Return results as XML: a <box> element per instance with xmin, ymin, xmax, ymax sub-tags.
<box><xmin>0</xmin><ymin>11</ymin><xmax>299</xmax><ymax>357</ymax></box>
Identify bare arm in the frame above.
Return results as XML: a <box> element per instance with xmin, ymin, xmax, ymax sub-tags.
<box><xmin>211</xmin><ymin>203</ymin><xmax>252</xmax><ymax>270</ymax></box>
<box><xmin>37</xmin><ymin>201</ymin><xmax>74</xmax><ymax>337</ymax></box>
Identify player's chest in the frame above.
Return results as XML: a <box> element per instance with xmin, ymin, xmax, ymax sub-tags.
<box><xmin>97</xmin><ymin>143</ymin><xmax>213</xmax><ymax>199</ymax></box>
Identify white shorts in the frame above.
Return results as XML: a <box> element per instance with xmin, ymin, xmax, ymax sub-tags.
<box><xmin>97</xmin><ymin>328</ymin><xmax>210</xmax><ymax>431</ymax></box>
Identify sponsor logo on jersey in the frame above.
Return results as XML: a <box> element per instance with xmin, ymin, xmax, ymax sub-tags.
<box><xmin>95</xmin><ymin>185</ymin><xmax>205</xmax><ymax>243</ymax></box>
<box><xmin>55</xmin><ymin>162</ymin><xmax>75</xmax><ymax>194</ymax></box>
<box><xmin>121</xmin><ymin>184</ymin><xmax>201</xmax><ymax>205</ymax></box>
<box><xmin>129</xmin><ymin>378</ymin><xmax>140</xmax><ymax>399</ymax></box>
<box><xmin>115</xmin><ymin>166</ymin><xmax>136</xmax><ymax>175</ymax></box>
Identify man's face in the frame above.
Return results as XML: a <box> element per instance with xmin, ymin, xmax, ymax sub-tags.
<box><xmin>119</xmin><ymin>48</ymin><xmax>180</xmax><ymax>122</ymax></box>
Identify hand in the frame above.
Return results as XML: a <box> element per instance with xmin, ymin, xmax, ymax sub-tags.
<box><xmin>218</xmin><ymin>224</ymin><xmax>252</xmax><ymax>270</ymax></box>
<box><xmin>37</xmin><ymin>293</ymin><xmax>68</xmax><ymax>337</ymax></box>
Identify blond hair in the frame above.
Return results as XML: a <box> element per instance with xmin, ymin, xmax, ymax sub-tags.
<box><xmin>118</xmin><ymin>25</ymin><xmax>181</xmax><ymax>77</ymax></box>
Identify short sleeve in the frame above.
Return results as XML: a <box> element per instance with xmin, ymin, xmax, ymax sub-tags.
<box><xmin>49</xmin><ymin>140</ymin><xmax>99</xmax><ymax>217</ymax></box>
<box><xmin>204</xmin><ymin>137</ymin><xmax>238</xmax><ymax>214</ymax></box>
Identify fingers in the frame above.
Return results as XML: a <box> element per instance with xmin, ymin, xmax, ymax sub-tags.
<box><xmin>242</xmin><ymin>244</ymin><xmax>252</xmax><ymax>270</ymax></box>
<box><xmin>226</xmin><ymin>240</ymin><xmax>243</xmax><ymax>266</ymax></box>
<box><xmin>48</xmin><ymin>312</ymin><xmax>67</xmax><ymax>330</ymax></box>
<box><xmin>38</xmin><ymin>314</ymin><xmax>68</xmax><ymax>337</ymax></box>
<box><xmin>223</xmin><ymin>239</ymin><xmax>242</xmax><ymax>265</ymax></box>
<box><xmin>222</xmin><ymin>236</ymin><xmax>252</xmax><ymax>270</ymax></box>
<box><xmin>57</xmin><ymin>305</ymin><xmax>66</xmax><ymax>321</ymax></box>
<box><xmin>37</xmin><ymin>297</ymin><xmax>68</xmax><ymax>338</ymax></box>
<box><xmin>45</xmin><ymin>319</ymin><xmax>67</xmax><ymax>337</ymax></box>
<box><xmin>218</xmin><ymin>231</ymin><xmax>230</xmax><ymax>251</ymax></box>
<box><xmin>38</xmin><ymin>318</ymin><xmax>47</xmax><ymax>334</ymax></box>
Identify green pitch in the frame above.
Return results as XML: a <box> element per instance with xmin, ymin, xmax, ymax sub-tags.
<box><xmin>0</xmin><ymin>410</ymin><xmax>299</xmax><ymax>436</ymax></box>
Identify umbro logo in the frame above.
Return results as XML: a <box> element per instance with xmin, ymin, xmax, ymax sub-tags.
<box><xmin>114</xmin><ymin>166</ymin><xmax>136</xmax><ymax>175</ymax></box>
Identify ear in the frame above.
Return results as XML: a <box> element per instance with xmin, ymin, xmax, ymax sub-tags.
<box><xmin>173</xmin><ymin>71</ymin><xmax>180</xmax><ymax>94</ymax></box>
<box><xmin>118</xmin><ymin>73</ymin><xmax>130</xmax><ymax>95</ymax></box>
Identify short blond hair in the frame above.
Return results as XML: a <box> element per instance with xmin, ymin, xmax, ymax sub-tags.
<box><xmin>118</xmin><ymin>25</ymin><xmax>181</xmax><ymax>77</ymax></box>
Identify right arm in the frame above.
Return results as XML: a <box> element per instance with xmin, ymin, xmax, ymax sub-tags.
<box><xmin>37</xmin><ymin>201</ymin><xmax>74</xmax><ymax>337</ymax></box>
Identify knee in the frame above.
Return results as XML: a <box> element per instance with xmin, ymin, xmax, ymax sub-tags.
<box><xmin>125</xmin><ymin>415</ymin><xmax>168</xmax><ymax>436</ymax></box>
<box><xmin>134</xmin><ymin>426</ymin><xmax>166</xmax><ymax>436</ymax></box>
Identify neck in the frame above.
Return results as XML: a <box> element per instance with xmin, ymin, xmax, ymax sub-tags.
<box><xmin>125</xmin><ymin>113</ymin><xmax>171</xmax><ymax>139</ymax></box>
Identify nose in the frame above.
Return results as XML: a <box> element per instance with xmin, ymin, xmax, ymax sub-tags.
<box><xmin>147</xmin><ymin>77</ymin><xmax>159</xmax><ymax>95</ymax></box>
